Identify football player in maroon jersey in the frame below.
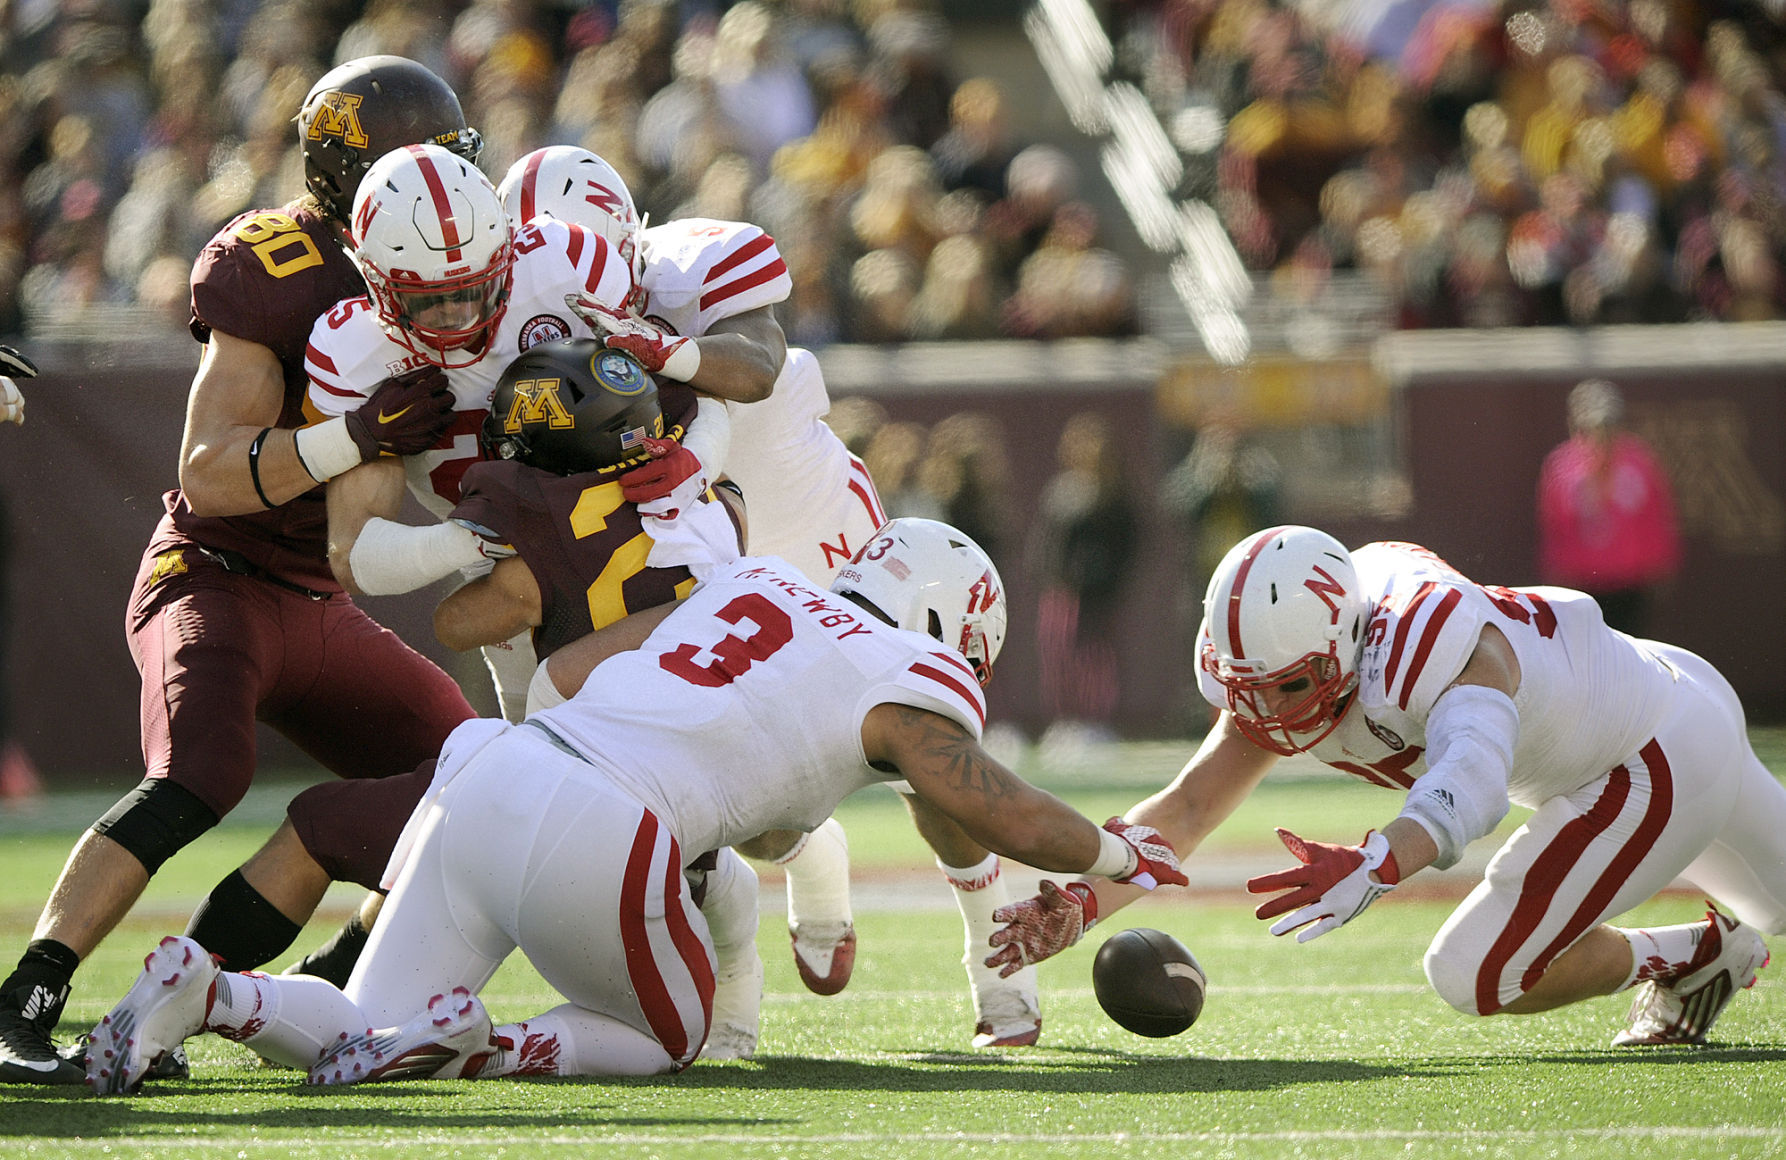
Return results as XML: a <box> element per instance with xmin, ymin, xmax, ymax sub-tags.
<box><xmin>0</xmin><ymin>58</ymin><xmax>484</xmax><ymax>1086</ymax></box>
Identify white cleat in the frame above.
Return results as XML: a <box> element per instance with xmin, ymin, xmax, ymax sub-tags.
<box><xmin>704</xmin><ymin>951</ymin><xmax>764</xmax><ymax>1061</ymax></box>
<box><xmin>970</xmin><ymin>968</ymin><xmax>1041</xmax><ymax>1049</ymax></box>
<box><xmin>308</xmin><ymin>987</ymin><xmax>496</xmax><ymax>1085</ymax></box>
<box><xmin>86</xmin><ymin>936</ymin><xmax>217</xmax><ymax>1096</ymax></box>
<box><xmin>1614</xmin><ymin>906</ymin><xmax>1770</xmax><ymax>1046</ymax></box>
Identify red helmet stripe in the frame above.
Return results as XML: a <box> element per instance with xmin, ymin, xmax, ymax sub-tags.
<box><xmin>1224</xmin><ymin>526</ymin><xmax>1291</xmax><ymax>659</ymax></box>
<box><xmin>520</xmin><ymin>148</ymin><xmax>547</xmax><ymax>223</ymax></box>
<box><xmin>410</xmin><ymin>145</ymin><xmax>464</xmax><ymax>263</ymax></box>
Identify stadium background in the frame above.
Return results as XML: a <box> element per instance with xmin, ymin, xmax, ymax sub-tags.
<box><xmin>0</xmin><ymin>0</ymin><xmax>1783</xmax><ymax>783</ymax></box>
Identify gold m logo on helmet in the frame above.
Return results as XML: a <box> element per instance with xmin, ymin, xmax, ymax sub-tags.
<box><xmin>306</xmin><ymin>92</ymin><xmax>370</xmax><ymax>148</ymax></box>
<box><xmin>504</xmin><ymin>378</ymin><xmax>575</xmax><ymax>432</ymax></box>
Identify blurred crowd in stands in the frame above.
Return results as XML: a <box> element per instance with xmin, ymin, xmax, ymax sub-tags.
<box><xmin>1115</xmin><ymin>0</ymin><xmax>1786</xmax><ymax>327</ymax></box>
<box><xmin>0</xmin><ymin>0</ymin><xmax>1138</xmax><ymax>343</ymax></box>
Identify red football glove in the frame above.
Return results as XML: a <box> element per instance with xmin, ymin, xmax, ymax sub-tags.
<box><xmin>345</xmin><ymin>366</ymin><xmax>454</xmax><ymax>460</ymax></box>
<box><xmin>986</xmin><ymin>880</ymin><xmax>1098</xmax><ymax>977</ymax></box>
<box><xmin>620</xmin><ymin>436</ymin><xmax>705</xmax><ymax>507</ymax></box>
<box><xmin>1103</xmin><ymin>817</ymin><xmax>1189</xmax><ymax>890</ymax></box>
<box><xmin>1246</xmin><ymin>828</ymin><xmax>1399</xmax><ymax>942</ymax></box>
<box><xmin>565</xmin><ymin>293</ymin><xmax>698</xmax><ymax>379</ymax></box>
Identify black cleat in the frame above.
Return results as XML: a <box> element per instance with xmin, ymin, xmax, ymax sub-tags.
<box><xmin>0</xmin><ymin>992</ymin><xmax>84</xmax><ymax>1085</ymax></box>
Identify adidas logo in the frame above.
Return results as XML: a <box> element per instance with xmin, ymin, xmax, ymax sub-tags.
<box><xmin>19</xmin><ymin>983</ymin><xmax>63</xmax><ymax>1023</ymax></box>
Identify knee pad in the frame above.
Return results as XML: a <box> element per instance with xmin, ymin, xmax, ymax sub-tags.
<box><xmin>1423</xmin><ymin>936</ymin><xmax>1487</xmax><ymax>1016</ymax></box>
<box><xmin>92</xmin><ymin>778</ymin><xmax>220</xmax><ymax>875</ymax></box>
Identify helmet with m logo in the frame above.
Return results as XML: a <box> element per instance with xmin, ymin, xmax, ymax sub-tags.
<box><xmin>481</xmin><ymin>339</ymin><xmax>662</xmax><ymax>476</ymax></box>
<box><xmin>298</xmin><ymin>55</ymin><xmax>483</xmax><ymax>226</ymax></box>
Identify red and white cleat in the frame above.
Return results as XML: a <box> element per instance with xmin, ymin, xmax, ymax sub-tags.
<box><xmin>790</xmin><ymin>923</ymin><xmax>856</xmax><ymax>996</ymax></box>
<box><xmin>308</xmin><ymin>987</ymin><xmax>496</xmax><ymax>1084</ymax></box>
<box><xmin>1614</xmin><ymin>906</ymin><xmax>1770</xmax><ymax>1046</ymax></box>
<box><xmin>86</xmin><ymin>936</ymin><xmax>217</xmax><ymax>1096</ymax></box>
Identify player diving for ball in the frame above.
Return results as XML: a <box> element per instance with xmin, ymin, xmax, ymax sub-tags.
<box><xmin>992</xmin><ymin>526</ymin><xmax>1783</xmax><ymax>1046</ymax></box>
<box><xmin>87</xmin><ymin>518</ymin><xmax>1188</xmax><ymax>1091</ymax></box>
<box><xmin>499</xmin><ymin>144</ymin><xmax>1048</xmax><ymax>1049</ymax></box>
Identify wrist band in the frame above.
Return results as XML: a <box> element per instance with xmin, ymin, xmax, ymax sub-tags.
<box><xmin>1088</xmin><ymin>826</ymin><xmax>1140</xmax><ymax>879</ymax></box>
<box><xmin>660</xmin><ymin>337</ymin><xmax>702</xmax><ymax>381</ymax></box>
<box><xmin>292</xmin><ymin>416</ymin><xmax>362</xmax><ymax>483</ymax></box>
<box><xmin>247</xmin><ymin>427</ymin><xmax>276</xmax><ymax>508</ymax></box>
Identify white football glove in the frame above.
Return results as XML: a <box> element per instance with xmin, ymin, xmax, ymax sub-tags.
<box><xmin>1247</xmin><ymin>828</ymin><xmax>1399</xmax><ymax>943</ymax></box>
<box><xmin>563</xmin><ymin>293</ymin><xmax>701</xmax><ymax>380</ymax></box>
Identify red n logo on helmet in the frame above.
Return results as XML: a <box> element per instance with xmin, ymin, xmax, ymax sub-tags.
<box><xmin>1304</xmin><ymin>565</ymin><xmax>1347</xmax><ymax>624</ymax></box>
<box><xmin>967</xmin><ymin>571</ymin><xmax>999</xmax><ymax>613</ymax></box>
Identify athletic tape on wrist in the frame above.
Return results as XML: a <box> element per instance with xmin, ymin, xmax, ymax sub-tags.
<box><xmin>293</xmin><ymin>416</ymin><xmax>361</xmax><ymax>482</ymax></box>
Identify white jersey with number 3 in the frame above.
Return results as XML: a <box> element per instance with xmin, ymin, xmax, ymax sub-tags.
<box><xmin>304</xmin><ymin>217</ymin><xmax>633</xmax><ymax>513</ymax></box>
<box><xmin>636</xmin><ymin>219</ymin><xmax>884</xmax><ymax>583</ymax></box>
<box><xmin>532</xmin><ymin>556</ymin><xmax>986</xmax><ymax>859</ymax></box>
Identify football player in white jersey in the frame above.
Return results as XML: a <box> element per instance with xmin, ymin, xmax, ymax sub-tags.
<box><xmin>86</xmin><ymin>520</ymin><xmax>1188</xmax><ymax>1091</ymax></box>
<box><xmin>993</xmin><ymin>525</ymin><xmax>1785</xmax><ymax>1046</ymax></box>
<box><xmin>499</xmin><ymin>146</ymin><xmax>1046</xmax><ymax>1049</ymax></box>
<box><xmin>299</xmin><ymin>143</ymin><xmax>729</xmax><ymax>721</ymax></box>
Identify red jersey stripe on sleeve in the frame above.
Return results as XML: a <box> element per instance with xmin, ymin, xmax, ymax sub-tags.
<box><xmin>910</xmin><ymin>654</ymin><xmax>986</xmax><ymax>727</ymax></box>
<box><xmin>306</xmin><ymin>342</ymin><xmax>339</xmax><ymax>376</ymax></box>
<box><xmin>1395</xmin><ymin>587</ymin><xmax>1463</xmax><ymax>710</ymax></box>
<box><xmin>1381</xmin><ymin>581</ymin><xmax>1436</xmax><ymax>696</ymax></box>
<box><xmin>582</xmin><ymin>234</ymin><xmax>615</xmax><ymax>294</ymax></box>
<box><xmin>847</xmin><ymin>457</ymin><xmax>887</xmax><ymax>526</ymax></box>
<box><xmin>707</xmin><ymin>233</ymin><xmax>774</xmax><ymax>280</ymax></box>
<box><xmin>699</xmin><ymin>258</ymin><xmax>789</xmax><ymax>312</ymax></box>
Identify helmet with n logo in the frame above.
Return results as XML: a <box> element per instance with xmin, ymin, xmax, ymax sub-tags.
<box><xmin>830</xmin><ymin>518</ymin><xmax>1007</xmax><ymax>686</ymax></box>
<box><xmin>297</xmin><ymin>55</ymin><xmax>483</xmax><ymax>226</ymax></box>
<box><xmin>1200</xmin><ymin>525</ymin><xmax>1367</xmax><ymax>755</ymax></box>
<box><xmin>482</xmin><ymin>338</ymin><xmax>662</xmax><ymax>476</ymax></box>
<box><xmin>351</xmin><ymin>143</ymin><xmax>513</xmax><ymax>369</ymax></box>
<box><xmin>497</xmin><ymin>146</ymin><xmax>645</xmax><ymax>305</ymax></box>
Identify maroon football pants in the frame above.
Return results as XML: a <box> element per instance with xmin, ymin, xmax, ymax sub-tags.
<box><xmin>128</xmin><ymin>548</ymin><xmax>474</xmax><ymax>883</ymax></box>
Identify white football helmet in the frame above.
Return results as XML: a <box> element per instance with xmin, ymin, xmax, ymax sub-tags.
<box><xmin>831</xmin><ymin>518</ymin><xmax>1007</xmax><ymax>686</ymax></box>
<box><xmin>1201</xmin><ymin>525</ymin><xmax>1367</xmax><ymax>755</ymax></box>
<box><xmin>352</xmin><ymin>143</ymin><xmax>514</xmax><ymax>369</ymax></box>
<box><xmin>497</xmin><ymin>146</ymin><xmax>644</xmax><ymax>302</ymax></box>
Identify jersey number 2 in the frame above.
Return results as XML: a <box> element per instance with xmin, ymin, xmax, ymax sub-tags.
<box><xmin>660</xmin><ymin>593</ymin><xmax>793</xmax><ymax>687</ymax></box>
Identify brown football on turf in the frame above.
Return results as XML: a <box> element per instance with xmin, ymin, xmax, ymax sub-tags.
<box><xmin>1091</xmin><ymin>927</ymin><xmax>1206</xmax><ymax>1038</ymax></box>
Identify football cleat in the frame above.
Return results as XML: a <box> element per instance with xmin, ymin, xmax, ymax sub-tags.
<box><xmin>60</xmin><ymin>1037</ymin><xmax>189</xmax><ymax>1082</ymax></box>
<box><xmin>86</xmin><ymin>936</ymin><xmax>217</xmax><ymax>1096</ymax></box>
<box><xmin>308</xmin><ymin>987</ymin><xmax>495</xmax><ymax>1085</ymax></box>
<box><xmin>0</xmin><ymin>986</ymin><xmax>83</xmax><ymax>1085</ymax></box>
<box><xmin>970</xmin><ymin>972</ymin><xmax>1042</xmax><ymax>1049</ymax></box>
<box><xmin>1613</xmin><ymin>906</ymin><xmax>1770</xmax><ymax>1046</ymax></box>
<box><xmin>789</xmin><ymin>922</ymin><xmax>856</xmax><ymax>997</ymax></box>
<box><xmin>704</xmin><ymin>951</ymin><xmax>764</xmax><ymax>1061</ymax></box>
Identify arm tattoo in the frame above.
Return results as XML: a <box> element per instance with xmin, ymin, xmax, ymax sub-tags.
<box><xmin>891</xmin><ymin>706</ymin><xmax>1020</xmax><ymax>808</ymax></box>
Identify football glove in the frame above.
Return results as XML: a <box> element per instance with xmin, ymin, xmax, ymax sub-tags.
<box><xmin>1104</xmin><ymin>817</ymin><xmax>1189</xmax><ymax>890</ymax></box>
<box><xmin>564</xmin><ymin>293</ymin><xmax>700</xmax><ymax>380</ymax></box>
<box><xmin>345</xmin><ymin>366</ymin><xmax>455</xmax><ymax>461</ymax></box>
<box><xmin>624</xmin><ymin>436</ymin><xmax>708</xmax><ymax>520</ymax></box>
<box><xmin>1247</xmin><ymin>828</ymin><xmax>1399</xmax><ymax>943</ymax></box>
<box><xmin>986</xmin><ymin>880</ymin><xmax>1097</xmax><ymax>977</ymax></box>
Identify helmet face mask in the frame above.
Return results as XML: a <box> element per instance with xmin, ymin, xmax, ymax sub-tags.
<box><xmin>1200</xmin><ymin>525</ymin><xmax>1365</xmax><ymax>756</ymax></box>
<box><xmin>831</xmin><ymin>518</ymin><xmax>1006</xmax><ymax>686</ymax></box>
<box><xmin>352</xmin><ymin>144</ymin><xmax>514</xmax><ymax>369</ymax></box>
<box><xmin>482</xmin><ymin>339</ymin><xmax>663</xmax><ymax>476</ymax></box>
<box><xmin>298</xmin><ymin>55</ymin><xmax>483</xmax><ymax>226</ymax></box>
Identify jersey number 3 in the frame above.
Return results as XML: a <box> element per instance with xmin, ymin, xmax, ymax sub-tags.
<box><xmin>660</xmin><ymin>593</ymin><xmax>793</xmax><ymax>687</ymax></box>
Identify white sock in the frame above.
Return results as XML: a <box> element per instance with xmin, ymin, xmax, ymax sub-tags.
<box><xmin>208</xmin><ymin>971</ymin><xmax>368</xmax><ymax>1070</ymax></box>
<box><xmin>780</xmin><ymin>818</ymin><xmax>852</xmax><ymax>934</ymax></box>
<box><xmin>939</xmin><ymin>854</ymin><xmax>1015</xmax><ymax>979</ymax></box>
<box><xmin>1614</xmin><ymin>917</ymin><xmax>1712</xmax><ymax>989</ymax></box>
<box><xmin>483</xmin><ymin>1006</ymin><xmax>676</xmax><ymax>1076</ymax></box>
<box><xmin>703</xmin><ymin>847</ymin><xmax>762</xmax><ymax>980</ymax></box>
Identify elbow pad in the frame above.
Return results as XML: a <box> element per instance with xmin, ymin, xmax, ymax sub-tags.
<box><xmin>681</xmin><ymin>396</ymin><xmax>732</xmax><ymax>480</ymax></box>
<box><xmin>1396</xmin><ymin>685</ymin><xmax>1517</xmax><ymax>869</ymax></box>
<box><xmin>349</xmin><ymin>517</ymin><xmax>487</xmax><ymax>596</ymax></box>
